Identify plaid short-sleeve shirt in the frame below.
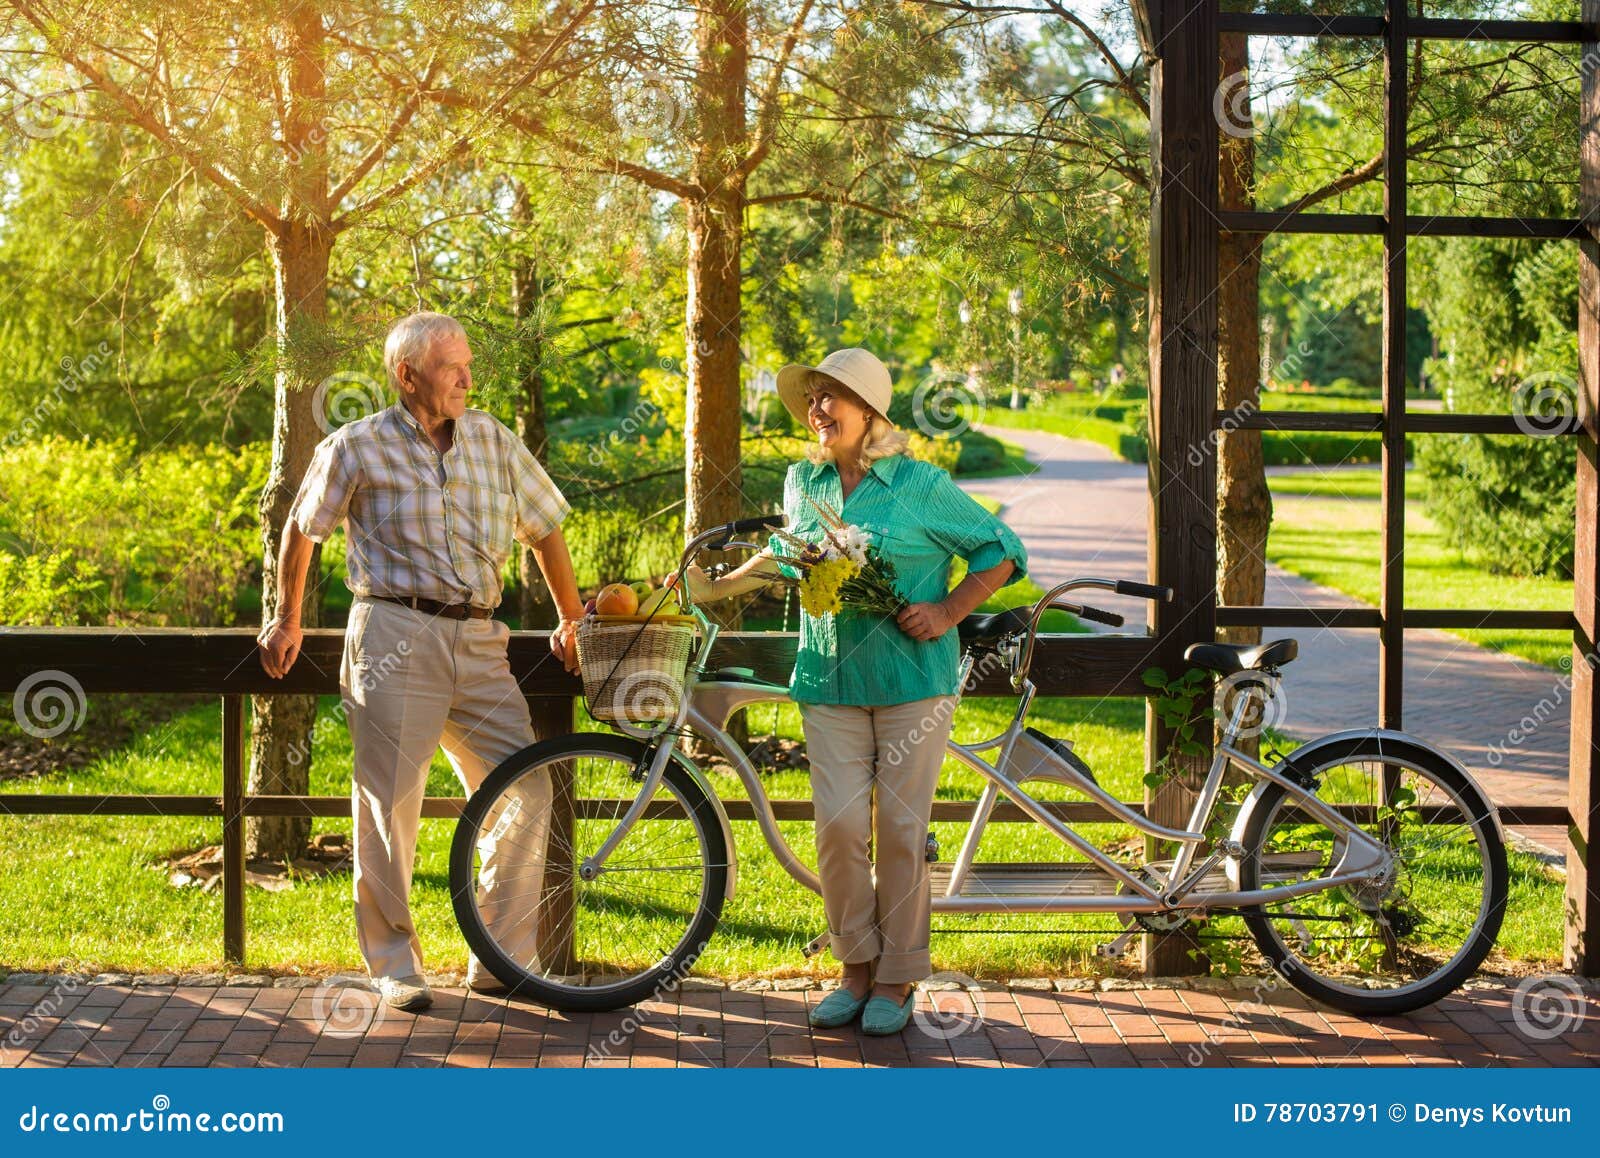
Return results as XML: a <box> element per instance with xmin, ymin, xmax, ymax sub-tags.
<box><xmin>289</xmin><ymin>402</ymin><xmax>571</xmax><ymax>608</ymax></box>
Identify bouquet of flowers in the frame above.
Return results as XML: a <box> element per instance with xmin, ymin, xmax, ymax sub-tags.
<box><xmin>771</xmin><ymin>497</ymin><xmax>906</xmax><ymax>617</ymax></box>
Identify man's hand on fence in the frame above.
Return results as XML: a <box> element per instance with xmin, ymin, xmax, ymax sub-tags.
<box><xmin>551</xmin><ymin>616</ymin><xmax>581</xmax><ymax>676</ymax></box>
<box><xmin>257</xmin><ymin>618</ymin><xmax>304</xmax><ymax>679</ymax></box>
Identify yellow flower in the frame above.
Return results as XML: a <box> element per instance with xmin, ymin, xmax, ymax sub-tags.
<box><xmin>799</xmin><ymin>556</ymin><xmax>859</xmax><ymax>617</ymax></box>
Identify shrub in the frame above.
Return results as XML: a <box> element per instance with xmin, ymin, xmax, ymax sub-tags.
<box><xmin>0</xmin><ymin>550</ymin><xmax>106</xmax><ymax>625</ymax></box>
<box><xmin>1420</xmin><ymin>429</ymin><xmax>1575</xmax><ymax>578</ymax></box>
<box><xmin>954</xmin><ymin>429</ymin><xmax>1006</xmax><ymax>474</ymax></box>
<box><xmin>907</xmin><ymin>433</ymin><xmax>961</xmax><ymax>473</ymax></box>
<box><xmin>0</xmin><ymin>437</ymin><xmax>267</xmax><ymax>626</ymax></box>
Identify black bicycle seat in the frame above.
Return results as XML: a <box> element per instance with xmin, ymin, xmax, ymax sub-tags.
<box><xmin>957</xmin><ymin>607</ymin><xmax>1031</xmax><ymax>648</ymax></box>
<box><xmin>1183</xmin><ymin>638</ymin><xmax>1299</xmax><ymax>676</ymax></box>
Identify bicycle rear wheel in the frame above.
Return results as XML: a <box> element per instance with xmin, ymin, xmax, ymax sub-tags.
<box><xmin>449</xmin><ymin>732</ymin><xmax>728</xmax><ymax>1012</ymax></box>
<box><xmin>1237</xmin><ymin>735</ymin><xmax>1507</xmax><ymax>1015</ymax></box>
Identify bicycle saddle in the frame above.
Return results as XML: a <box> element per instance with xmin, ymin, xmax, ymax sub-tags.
<box><xmin>1183</xmin><ymin>638</ymin><xmax>1298</xmax><ymax>675</ymax></box>
<box><xmin>957</xmin><ymin>607</ymin><xmax>1032</xmax><ymax>647</ymax></box>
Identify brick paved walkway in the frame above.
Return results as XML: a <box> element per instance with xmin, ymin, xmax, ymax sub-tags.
<box><xmin>2</xmin><ymin>975</ymin><xmax>1594</xmax><ymax>1068</ymax></box>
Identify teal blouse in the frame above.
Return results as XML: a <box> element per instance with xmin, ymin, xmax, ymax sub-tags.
<box><xmin>770</xmin><ymin>453</ymin><xmax>1029</xmax><ymax>707</ymax></box>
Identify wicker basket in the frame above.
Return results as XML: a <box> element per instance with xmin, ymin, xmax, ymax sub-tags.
<box><xmin>575</xmin><ymin>615</ymin><xmax>698</xmax><ymax>724</ymax></box>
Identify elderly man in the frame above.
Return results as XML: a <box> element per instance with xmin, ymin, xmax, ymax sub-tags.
<box><xmin>257</xmin><ymin>311</ymin><xmax>584</xmax><ymax>1012</ymax></box>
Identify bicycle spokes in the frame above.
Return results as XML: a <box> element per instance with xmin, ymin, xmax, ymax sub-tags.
<box><xmin>1244</xmin><ymin>753</ymin><xmax>1501</xmax><ymax>999</ymax></box>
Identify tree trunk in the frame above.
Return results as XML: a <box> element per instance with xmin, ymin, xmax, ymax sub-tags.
<box><xmin>248</xmin><ymin>4</ymin><xmax>333</xmax><ymax>861</ymax></box>
<box><xmin>511</xmin><ymin>183</ymin><xmax>556</xmax><ymax>630</ymax></box>
<box><xmin>1215</xmin><ymin>30</ymin><xmax>1272</xmax><ymax>651</ymax></box>
<box><xmin>684</xmin><ymin>0</ymin><xmax>749</xmax><ymax>752</ymax></box>
<box><xmin>249</xmin><ymin>219</ymin><xmax>334</xmax><ymax>860</ymax></box>
<box><xmin>684</xmin><ymin>0</ymin><xmax>748</xmax><ymax>604</ymax></box>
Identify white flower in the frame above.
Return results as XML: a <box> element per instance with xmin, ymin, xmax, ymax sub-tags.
<box><xmin>837</xmin><ymin>524</ymin><xmax>873</xmax><ymax>566</ymax></box>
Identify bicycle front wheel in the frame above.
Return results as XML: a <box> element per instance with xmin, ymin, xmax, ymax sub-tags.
<box><xmin>1237</xmin><ymin>735</ymin><xmax>1507</xmax><ymax>1015</ymax></box>
<box><xmin>449</xmin><ymin>732</ymin><xmax>728</xmax><ymax>1012</ymax></box>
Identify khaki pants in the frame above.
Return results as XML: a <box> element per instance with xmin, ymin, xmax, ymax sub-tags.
<box><xmin>340</xmin><ymin>597</ymin><xmax>551</xmax><ymax>981</ymax></box>
<box><xmin>799</xmin><ymin>696</ymin><xmax>957</xmax><ymax>985</ymax></box>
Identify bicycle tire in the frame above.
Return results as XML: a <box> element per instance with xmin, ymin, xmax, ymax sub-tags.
<box><xmin>1237</xmin><ymin>734</ymin><xmax>1508</xmax><ymax>1016</ymax></box>
<box><xmin>450</xmin><ymin>732</ymin><xmax>728</xmax><ymax>1013</ymax></box>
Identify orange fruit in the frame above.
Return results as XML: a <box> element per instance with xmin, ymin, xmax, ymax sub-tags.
<box><xmin>595</xmin><ymin>582</ymin><xmax>639</xmax><ymax>616</ymax></box>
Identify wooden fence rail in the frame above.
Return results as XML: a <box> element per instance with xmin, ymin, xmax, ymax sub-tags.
<box><xmin>0</xmin><ymin>627</ymin><xmax>1572</xmax><ymax>967</ymax></box>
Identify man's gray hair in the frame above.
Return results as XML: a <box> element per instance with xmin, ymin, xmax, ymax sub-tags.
<box><xmin>383</xmin><ymin>312</ymin><xmax>467</xmax><ymax>389</ymax></box>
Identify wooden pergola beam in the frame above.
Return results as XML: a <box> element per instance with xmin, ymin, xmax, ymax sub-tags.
<box><xmin>1141</xmin><ymin>0</ymin><xmax>1220</xmax><ymax>976</ymax></box>
<box><xmin>1569</xmin><ymin>0</ymin><xmax>1600</xmax><ymax>975</ymax></box>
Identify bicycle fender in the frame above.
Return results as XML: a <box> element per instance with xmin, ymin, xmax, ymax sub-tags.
<box><xmin>1227</xmin><ymin>727</ymin><xmax>1506</xmax><ymax>890</ymax></box>
<box><xmin>1226</xmin><ymin>781</ymin><xmax>1274</xmax><ymax>890</ymax></box>
<box><xmin>670</xmin><ymin>749</ymin><xmax>739</xmax><ymax>902</ymax></box>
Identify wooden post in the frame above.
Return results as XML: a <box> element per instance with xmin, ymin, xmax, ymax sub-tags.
<box><xmin>528</xmin><ymin>695</ymin><xmax>578</xmax><ymax>974</ymax></box>
<box><xmin>1141</xmin><ymin>0</ymin><xmax>1220</xmax><ymax>976</ymax></box>
<box><xmin>221</xmin><ymin>694</ymin><xmax>246</xmax><ymax>965</ymax></box>
<box><xmin>1568</xmin><ymin>0</ymin><xmax>1600</xmax><ymax>975</ymax></box>
<box><xmin>1379</xmin><ymin>0</ymin><xmax>1408</xmax><ymax>732</ymax></box>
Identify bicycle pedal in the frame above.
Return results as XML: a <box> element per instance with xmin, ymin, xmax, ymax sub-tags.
<box><xmin>801</xmin><ymin>932</ymin><xmax>829</xmax><ymax>959</ymax></box>
<box><xmin>1095</xmin><ymin>929</ymin><xmax>1139</xmax><ymax>960</ymax></box>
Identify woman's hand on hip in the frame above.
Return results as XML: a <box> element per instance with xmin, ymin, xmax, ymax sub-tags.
<box><xmin>895</xmin><ymin>600</ymin><xmax>956</xmax><ymax>641</ymax></box>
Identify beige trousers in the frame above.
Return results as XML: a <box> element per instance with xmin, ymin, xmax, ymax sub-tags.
<box><xmin>799</xmin><ymin>696</ymin><xmax>957</xmax><ymax>985</ymax></box>
<box><xmin>340</xmin><ymin>597</ymin><xmax>551</xmax><ymax>981</ymax></box>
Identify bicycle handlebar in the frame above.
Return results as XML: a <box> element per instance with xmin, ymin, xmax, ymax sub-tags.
<box><xmin>1006</xmin><ymin>577</ymin><xmax>1179</xmax><ymax>690</ymax></box>
<box><xmin>1114</xmin><ymin>580</ymin><xmax>1174</xmax><ymax>602</ymax></box>
<box><xmin>1072</xmin><ymin>604</ymin><xmax>1125</xmax><ymax>628</ymax></box>
<box><xmin>700</xmin><ymin>513</ymin><xmax>788</xmax><ymax>553</ymax></box>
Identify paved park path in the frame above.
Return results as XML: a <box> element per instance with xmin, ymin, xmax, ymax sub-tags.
<box><xmin>960</xmin><ymin>425</ymin><xmax>1571</xmax><ymax>852</ymax></box>
<box><xmin>1</xmin><ymin>974</ymin><xmax>1592</xmax><ymax>1068</ymax></box>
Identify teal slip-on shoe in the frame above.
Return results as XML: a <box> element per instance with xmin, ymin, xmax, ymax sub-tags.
<box><xmin>860</xmin><ymin>991</ymin><xmax>917</xmax><ymax>1036</ymax></box>
<box><xmin>809</xmin><ymin>987</ymin><xmax>870</xmax><ymax>1028</ymax></box>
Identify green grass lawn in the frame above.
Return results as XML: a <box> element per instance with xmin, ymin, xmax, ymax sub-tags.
<box><xmin>1266</xmin><ymin>468</ymin><xmax>1572</xmax><ymax>669</ymax></box>
<box><xmin>0</xmin><ymin>683</ymin><xmax>1564</xmax><ymax>979</ymax></box>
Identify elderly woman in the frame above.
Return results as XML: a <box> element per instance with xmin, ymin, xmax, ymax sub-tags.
<box><xmin>686</xmin><ymin>348</ymin><xmax>1027</xmax><ymax>1035</ymax></box>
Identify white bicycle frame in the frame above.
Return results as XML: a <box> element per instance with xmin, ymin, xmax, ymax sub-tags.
<box><xmin>577</xmin><ymin>541</ymin><xmax>1394</xmax><ymax>920</ymax></box>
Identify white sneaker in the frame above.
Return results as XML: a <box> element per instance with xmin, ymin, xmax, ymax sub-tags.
<box><xmin>377</xmin><ymin>974</ymin><xmax>433</xmax><ymax>1012</ymax></box>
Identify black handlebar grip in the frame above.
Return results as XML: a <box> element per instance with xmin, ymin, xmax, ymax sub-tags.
<box><xmin>1114</xmin><ymin>580</ymin><xmax>1175</xmax><ymax>602</ymax></box>
<box><xmin>729</xmin><ymin>513</ymin><xmax>787</xmax><ymax>535</ymax></box>
<box><xmin>1076</xmin><ymin>605</ymin><xmax>1125</xmax><ymax>628</ymax></box>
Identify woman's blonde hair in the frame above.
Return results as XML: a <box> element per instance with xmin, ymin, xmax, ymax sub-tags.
<box><xmin>801</xmin><ymin>370</ymin><xmax>909</xmax><ymax>471</ymax></box>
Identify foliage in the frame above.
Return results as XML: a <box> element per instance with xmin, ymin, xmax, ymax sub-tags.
<box><xmin>0</xmin><ymin>437</ymin><xmax>266</xmax><ymax>625</ymax></box>
<box><xmin>1140</xmin><ymin>666</ymin><xmax>1214</xmax><ymax>788</ymax></box>
<box><xmin>1415</xmin><ymin>239</ymin><xmax>1578</xmax><ymax>578</ymax></box>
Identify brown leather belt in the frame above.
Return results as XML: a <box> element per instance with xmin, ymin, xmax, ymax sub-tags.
<box><xmin>372</xmin><ymin>594</ymin><xmax>495</xmax><ymax>620</ymax></box>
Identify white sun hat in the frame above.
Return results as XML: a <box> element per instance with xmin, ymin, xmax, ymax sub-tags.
<box><xmin>775</xmin><ymin>348</ymin><xmax>893</xmax><ymax>427</ymax></box>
